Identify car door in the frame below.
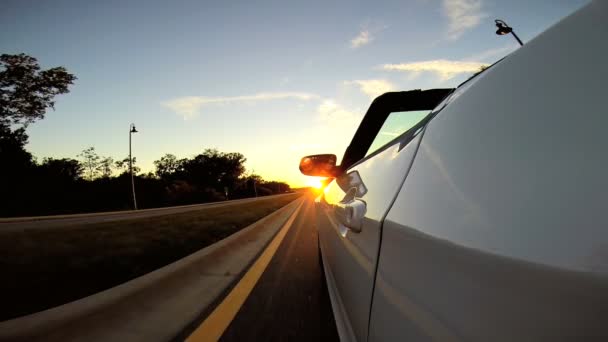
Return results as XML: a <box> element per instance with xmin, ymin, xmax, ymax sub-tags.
<box><xmin>316</xmin><ymin>89</ymin><xmax>452</xmax><ymax>341</ymax></box>
<box><xmin>368</xmin><ymin>2</ymin><xmax>608</xmax><ymax>340</ymax></box>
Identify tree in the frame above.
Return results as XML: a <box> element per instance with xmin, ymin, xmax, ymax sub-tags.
<box><xmin>99</xmin><ymin>157</ymin><xmax>114</xmax><ymax>178</ymax></box>
<box><xmin>78</xmin><ymin>147</ymin><xmax>101</xmax><ymax>180</ymax></box>
<box><xmin>115</xmin><ymin>156</ymin><xmax>140</xmax><ymax>175</ymax></box>
<box><xmin>153</xmin><ymin>154</ymin><xmax>183</xmax><ymax>179</ymax></box>
<box><xmin>0</xmin><ymin>124</ymin><xmax>36</xmax><ymax>216</ymax></box>
<box><xmin>0</xmin><ymin>53</ymin><xmax>75</xmax><ymax>216</ymax></box>
<box><xmin>181</xmin><ymin>149</ymin><xmax>246</xmax><ymax>190</ymax></box>
<box><xmin>262</xmin><ymin>180</ymin><xmax>290</xmax><ymax>194</ymax></box>
<box><xmin>0</xmin><ymin>53</ymin><xmax>76</xmax><ymax>128</ymax></box>
<box><xmin>38</xmin><ymin>158</ymin><xmax>83</xmax><ymax>182</ymax></box>
<box><xmin>0</xmin><ymin>124</ymin><xmax>34</xmax><ymax>171</ymax></box>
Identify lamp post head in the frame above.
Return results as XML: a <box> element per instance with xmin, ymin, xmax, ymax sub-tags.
<box><xmin>130</xmin><ymin>124</ymin><xmax>138</xmax><ymax>133</ymax></box>
<box><xmin>495</xmin><ymin>19</ymin><xmax>513</xmax><ymax>35</ymax></box>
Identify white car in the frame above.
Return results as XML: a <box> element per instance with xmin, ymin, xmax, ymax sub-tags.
<box><xmin>299</xmin><ymin>1</ymin><xmax>608</xmax><ymax>341</ymax></box>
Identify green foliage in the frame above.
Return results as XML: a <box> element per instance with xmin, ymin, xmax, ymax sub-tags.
<box><xmin>0</xmin><ymin>53</ymin><xmax>76</xmax><ymax>127</ymax></box>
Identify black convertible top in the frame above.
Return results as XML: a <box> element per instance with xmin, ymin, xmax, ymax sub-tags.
<box><xmin>340</xmin><ymin>88</ymin><xmax>454</xmax><ymax>171</ymax></box>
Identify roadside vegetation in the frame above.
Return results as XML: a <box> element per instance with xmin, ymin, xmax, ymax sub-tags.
<box><xmin>0</xmin><ymin>53</ymin><xmax>290</xmax><ymax>217</ymax></box>
<box><xmin>0</xmin><ymin>193</ymin><xmax>301</xmax><ymax>321</ymax></box>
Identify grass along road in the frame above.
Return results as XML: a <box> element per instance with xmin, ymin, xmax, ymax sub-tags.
<box><xmin>0</xmin><ymin>195</ymin><xmax>297</xmax><ymax>230</ymax></box>
<box><xmin>0</xmin><ymin>193</ymin><xmax>301</xmax><ymax>321</ymax></box>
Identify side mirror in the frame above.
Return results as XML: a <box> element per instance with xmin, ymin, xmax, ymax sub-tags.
<box><xmin>299</xmin><ymin>154</ymin><xmax>340</xmax><ymax>177</ymax></box>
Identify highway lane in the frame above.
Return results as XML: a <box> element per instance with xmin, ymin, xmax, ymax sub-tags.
<box><xmin>0</xmin><ymin>194</ymin><xmax>295</xmax><ymax>231</ymax></box>
<box><xmin>216</xmin><ymin>195</ymin><xmax>339</xmax><ymax>341</ymax></box>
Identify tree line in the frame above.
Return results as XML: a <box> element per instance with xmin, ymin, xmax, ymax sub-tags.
<box><xmin>0</xmin><ymin>53</ymin><xmax>289</xmax><ymax>217</ymax></box>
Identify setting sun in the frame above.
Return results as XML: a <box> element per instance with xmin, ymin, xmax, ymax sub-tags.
<box><xmin>305</xmin><ymin>177</ymin><xmax>325</xmax><ymax>189</ymax></box>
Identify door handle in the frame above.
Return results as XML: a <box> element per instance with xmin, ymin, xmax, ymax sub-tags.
<box><xmin>335</xmin><ymin>188</ymin><xmax>367</xmax><ymax>233</ymax></box>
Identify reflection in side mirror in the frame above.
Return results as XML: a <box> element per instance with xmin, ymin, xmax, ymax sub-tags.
<box><xmin>299</xmin><ymin>154</ymin><xmax>339</xmax><ymax>177</ymax></box>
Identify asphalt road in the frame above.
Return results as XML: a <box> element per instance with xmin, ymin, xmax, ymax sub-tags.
<box><xmin>0</xmin><ymin>194</ymin><xmax>294</xmax><ymax>231</ymax></box>
<box><xmin>219</xmin><ymin>195</ymin><xmax>339</xmax><ymax>341</ymax></box>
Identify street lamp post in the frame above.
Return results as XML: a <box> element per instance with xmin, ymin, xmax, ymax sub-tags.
<box><xmin>252</xmin><ymin>170</ymin><xmax>258</xmax><ymax>198</ymax></box>
<box><xmin>495</xmin><ymin>19</ymin><xmax>524</xmax><ymax>46</ymax></box>
<box><xmin>129</xmin><ymin>123</ymin><xmax>138</xmax><ymax>210</ymax></box>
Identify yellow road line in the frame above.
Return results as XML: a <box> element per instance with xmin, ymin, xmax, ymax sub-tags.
<box><xmin>186</xmin><ymin>199</ymin><xmax>305</xmax><ymax>342</ymax></box>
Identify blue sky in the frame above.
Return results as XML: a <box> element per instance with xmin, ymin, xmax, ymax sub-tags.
<box><xmin>1</xmin><ymin>0</ymin><xmax>588</xmax><ymax>186</ymax></box>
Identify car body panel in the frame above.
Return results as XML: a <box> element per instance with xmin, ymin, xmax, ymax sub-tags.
<box><xmin>369</xmin><ymin>1</ymin><xmax>608</xmax><ymax>340</ymax></box>
<box><xmin>317</xmin><ymin>211</ymin><xmax>358</xmax><ymax>341</ymax></box>
<box><xmin>370</xmin><ymin>220</ymin><xmax>608</xmax><ymax>341</ymax></box>
<box><xmin>317</xmin><ymin>131</ymin><xmax>425</xmax><ymax>341</ymax></box>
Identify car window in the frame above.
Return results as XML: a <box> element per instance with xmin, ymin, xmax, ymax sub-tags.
<box><xmin>365</xmin><ymin>110</ymin><xmax>430</xmax><ymax>157</ymax></box>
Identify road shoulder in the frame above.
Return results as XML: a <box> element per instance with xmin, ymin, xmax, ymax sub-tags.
<box><xmin>0</xmin><ymin>197</ymin><xmax>303</xmax><ymax>342</ymax></box>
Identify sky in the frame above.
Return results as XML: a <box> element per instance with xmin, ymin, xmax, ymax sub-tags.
<box><xmin>1</xmin><ymin>0</ymin><xmax>589</xmax><ymax>187</ymax></box>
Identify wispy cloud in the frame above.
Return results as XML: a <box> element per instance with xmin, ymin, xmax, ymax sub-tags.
<box><xmin>382</xmin><ymin>59</ymin><xmax>488</xmax><ymax>80</ymax></box>
<box><xmin>351</xmin><ymin>30</ymin><xmax>373</xmax><ymax>48</ymax></box>
<box><xmin>163</xmin><ymin>92</ymin><xmax>319</xmax><ymax>120</ymax></box>
<box><xmin>443</xmin><ymin>0</ymin><xmax>486</xmax><ymax>40</ymax></box>
<box><xmin>345</xmin><ymin>79</ymin><xmax>395</xmax><ymax>99</ymax></box>
<box><xmin>317</xmin><ymin>99</ymin><xmax>360</xmax><ymax>127</ymax></box>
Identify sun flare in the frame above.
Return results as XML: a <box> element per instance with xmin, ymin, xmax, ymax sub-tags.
<box><xmin>305</xmin><ymin>177</ymin><xmax>325</xmax><ymax>189</ymax></box>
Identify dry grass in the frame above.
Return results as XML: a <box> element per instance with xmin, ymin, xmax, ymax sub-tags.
<box><xmin>0</xmin><ymin>194</ymin><xmax>301</xmax><ymax>321</ymax></box>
